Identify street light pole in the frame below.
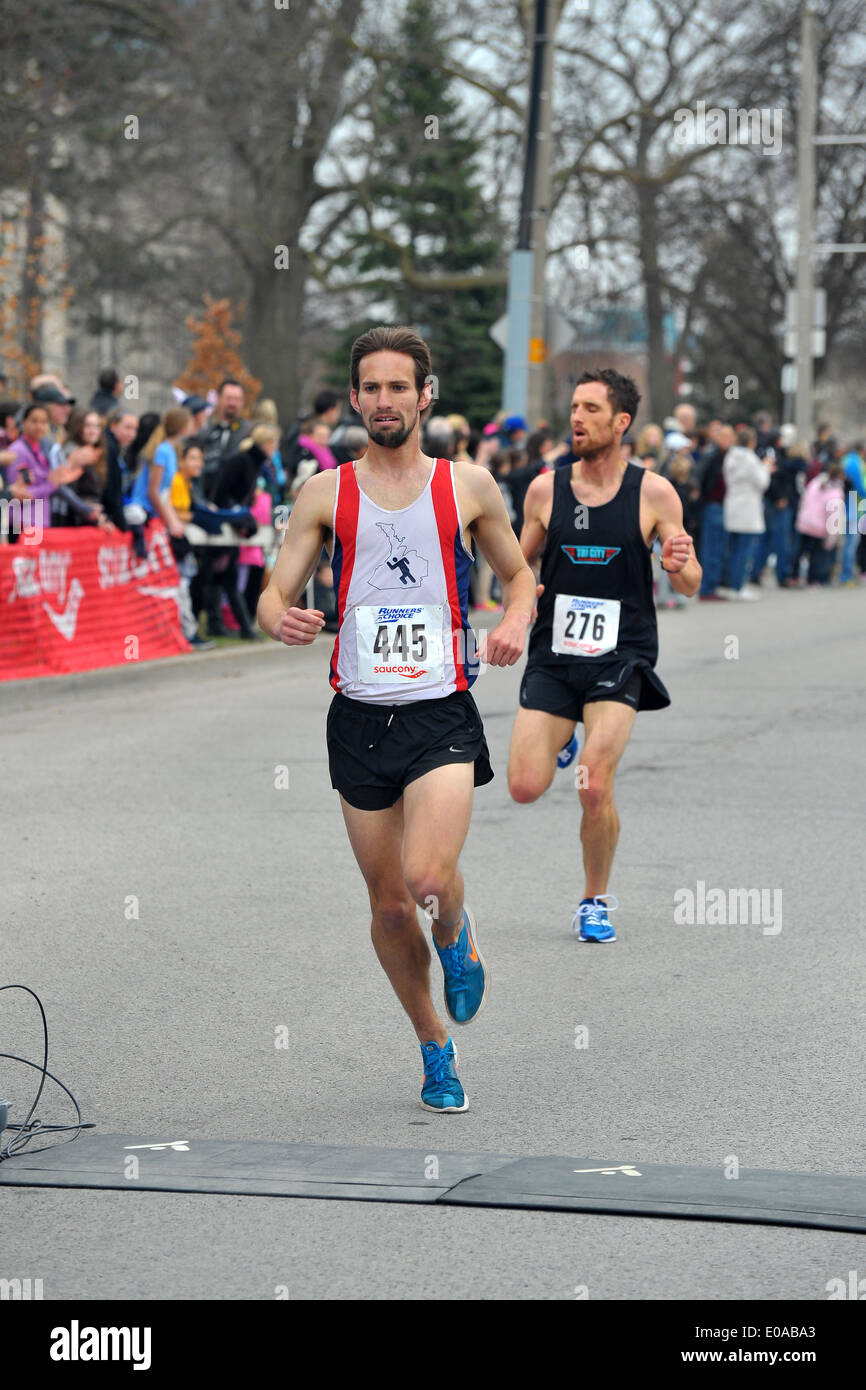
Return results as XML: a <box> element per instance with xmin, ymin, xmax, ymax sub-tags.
<box><xmin>795</xmin><ymin>4</ymin><xmax>816</xmax><ymax>446</ymax></box>
<box><xmin>526</xmin><ymin>2</ymin><xmax>555</xmax><ymax>426</ymax></box>
<box><xmin>502</xmin><ymin>0</ymin><xmax>555</xmax><ymax>422</ymax></box>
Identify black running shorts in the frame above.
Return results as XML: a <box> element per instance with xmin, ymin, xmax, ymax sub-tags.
<box><xmin>519</xmin><ymin>656</ymin><xmax>671</xmax><ymax>724</ymax></box>
<box><xmin>327</xmin><ymin>689</ymin><xmax>494</xmax><ymax>811</ymax></box>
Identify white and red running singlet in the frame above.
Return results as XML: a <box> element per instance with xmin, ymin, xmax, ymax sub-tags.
<box><xmin>328</xmin><ymin>458</ymin><xmax>479</xmax><ymax>704</ymax></box>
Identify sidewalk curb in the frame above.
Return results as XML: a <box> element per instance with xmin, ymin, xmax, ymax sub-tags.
<box><xmin>0</xmin><ymin>637</ymin><xmax>307</xmax><ymax>708</ymax></box>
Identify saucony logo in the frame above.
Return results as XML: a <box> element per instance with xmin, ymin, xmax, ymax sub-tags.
<box><xmin>372</xmin><ymin>665</ymin><xmax>427</xmax><ymax>678</ymax></box>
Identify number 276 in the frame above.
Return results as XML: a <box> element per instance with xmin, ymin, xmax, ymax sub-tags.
<box><xmin>565</xmin><ymin>610</ymin><xmax>605</xmax><ymax>641</ymax></box>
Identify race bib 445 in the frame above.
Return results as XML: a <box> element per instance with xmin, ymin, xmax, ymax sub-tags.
<box><xmin>355</xmin><ymin>603</ymin><xmax>445</xmax><ymax>683</ymax></box>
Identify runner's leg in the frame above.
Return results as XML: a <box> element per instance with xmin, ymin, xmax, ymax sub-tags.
<box><xmin>401</xmin><ymin>762</ymin><xmax>475</xmax><ymax>947</ymax></box>
<box><xmin>339</xmin><ymin>795</ymin><xmax>448</xmax><ymax>1048</ymax></box>
<box><xmin>578</xmin><ymin>699</ymin><xmax>636</xmax><ymax>898</ymax></box>
<box><xmin>507</xmin><ymin>706</ymin><xmax>576</xmax><ymax>804</ymax></box>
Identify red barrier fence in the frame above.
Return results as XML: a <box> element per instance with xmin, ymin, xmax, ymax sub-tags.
<box><xmin>0</xmin><ymin>523</ymin><xmax>190</xmax><ymax>681</ymax></box>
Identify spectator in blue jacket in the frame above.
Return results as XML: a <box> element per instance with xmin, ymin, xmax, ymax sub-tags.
<box><xmin>837</xmin><ymin>442</ymin><xmax>865</xmax><ymax>586</ymax></box>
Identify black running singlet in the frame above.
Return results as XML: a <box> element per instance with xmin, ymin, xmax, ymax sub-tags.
<box><xmin>527</xmin><ymin>462</ymin><xmax>658</xmax><ymax>668</ymax></box>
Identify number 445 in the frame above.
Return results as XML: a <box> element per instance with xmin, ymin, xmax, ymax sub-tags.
<box><xmin>373</xmin><ymin>623</ymin><xmax>427</xmax><ymax>661</ymax></box>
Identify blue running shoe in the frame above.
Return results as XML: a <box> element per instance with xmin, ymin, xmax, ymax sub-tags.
<box><xmin>420</xmin><ymin>1038</ymin><xmax>468</xmax><ymax>1113</ymax></box>
<box><xmin>432</xmin><ymin>906</ymin><xmax>489</xmax><ymax>1025</ymax></box>
<box><xmin>557</xmin><ymin>733</ymin><xmax>579</xmax><ymax>769</ymax></box>
<box><xmin>573</xmin><ymin>894</ymin><xmax>619</xmax><ymax>942</ymax></box>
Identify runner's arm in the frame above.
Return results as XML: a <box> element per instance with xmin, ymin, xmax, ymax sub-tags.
<box><xmin>650</xmin><ymin>474</ymin><xmax>702</xmax><ymax>596</ymax></box>
<box><xmin>468</xmin><ymin>466</ymin><xmax>537</xmax><ymax>666</ymax></box>
<box><xmin>257</xmin><ymin>473</ymin><xmax>331</xmax><ymax>643</ymax></box>
<box><xmin>519</xmin><ymin>475</ymin><xmax>549</xmax><ymax>564</ymax></box>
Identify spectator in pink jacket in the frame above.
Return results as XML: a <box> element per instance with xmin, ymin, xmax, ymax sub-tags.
<box><xmin>289</xmin><ymin>421</ymin><xmax>338</xmax><ymax>498</ymax></box>
<box><xmin>793</xmin><ymin>461</ymin><xmax>845</xmax><ymax>586</ymax></box>
<box><xmin>238</xmin><ymin>481</ymin><xmax>273</xmax><ymax>615</ymax></box>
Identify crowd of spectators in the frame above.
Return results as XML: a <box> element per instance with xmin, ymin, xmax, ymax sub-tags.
<box><xmin>630</xmin><ymin>403</ymin><xmax>866</xmax><ymax>603</ymax></box>
<box><xmin>0</xmin><ymin>369</ymin><xmax>284</xmax><ymax>649</ymax></box>
<box><xmin>1</xmin><ymin>363</ymin><xmax>864</xmax><ymax>658</ymax></box>
<box><xmin>421</xmin><ymin>399</ymin><xmax>866</xmax><ymax>608</ymax></box>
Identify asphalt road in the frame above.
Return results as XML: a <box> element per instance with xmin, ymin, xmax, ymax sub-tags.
<box><xmin>1</xmin><ymin>584</ymin><xmax>864</xmax><ymax>1300</ymax></box>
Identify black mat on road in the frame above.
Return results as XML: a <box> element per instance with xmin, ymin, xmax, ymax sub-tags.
<box><xmin>440</xmin><ymin>1156</ymin><xmax>866</xmax><ymax>1233</ymax></box>
<box><xmin>0</xmin><ymin>1133</ymin><xmax>511</xmax><ymax>1203</ymax></box>
<box><xmin>1</xmin><ymin>1134</ymin><xmax>863</xmax><ymax>1232</ymax></box>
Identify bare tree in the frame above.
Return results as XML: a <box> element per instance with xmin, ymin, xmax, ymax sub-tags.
<box><xmin>4</xmin><ymin>0</ymin><xmax>367</xmax><ymax>419</ymax></box>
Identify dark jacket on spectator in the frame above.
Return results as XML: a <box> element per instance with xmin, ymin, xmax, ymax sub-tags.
<box><xmin>90</xmin><ymin>389</ymin><xmax>118</xmax><ymax>417</ymax></box>
<box><xmin>766</xmin><ymin>450</ymin><xmax>799</xmax><ymax>509</ymax></box>
<box><xmin>196</xmin><ymin>417</ymin><xmax>251</xmax><ymax>499</ymax></box>
<box><xmin>101</xmin><ymin>430</ymin><xmax>128</xmax><ymax>530</ymax></box>
<box><xmin>672</xmin><ymin>479</ymin><xmax>702</xmax><ymax>537</ymax></box>
<box><xmin>698</xmin><ymin>443</ymin><xmax>726</xmax><ymax>504</ymax></box>
<box><xmin>212</xmin><ymin>442</ymin><xmax>267</xmax><ymax>510</ymax></box>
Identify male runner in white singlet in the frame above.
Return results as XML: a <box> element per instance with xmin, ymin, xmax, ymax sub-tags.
<box><xmin>258</xmin><ymin>326</ymin><xmax>535</xmax><ymax>1113</ymax></box>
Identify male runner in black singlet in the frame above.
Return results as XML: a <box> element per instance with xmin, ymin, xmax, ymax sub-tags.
<box><xmin>508</xmin><ymin>369</ymin><xmax>701</xmax><ymax>940</ymax></box>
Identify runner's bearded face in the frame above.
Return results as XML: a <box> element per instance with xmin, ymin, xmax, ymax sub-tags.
<box><xmin>571</xmin><ymin>388</ymin><xmax>620</xmax><ymax>460</ymax></box>
<box><xmin>367</xmin><ymin>414</ymin><xmax>416</xmax><ymax>449</ymax></box>
<box><xmin>357</xmin><ymin>377</ymin><xmax>419</xmax><ymax>449</ymax></box>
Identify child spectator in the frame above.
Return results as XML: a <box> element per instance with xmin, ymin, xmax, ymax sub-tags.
<box><xmin>169</xmin><ymin>441</ymin><xmax>214</xmax><ymax>650</ymax></box>
<box><xmin>794</xmin><ymin>461</ymin><xmax>845</xmax><ymax>586</ymax></box>
<box><xmin>656</xmin><ymin>450</ymin><xmax>700</xmax><ymax>610</ymax></box>
<box><xmin>238</xmin><ymin>476</ymin><xmax>274</xmax><ymax>616</ymax></box>
<box><xmin>129</xmin><ymin>405</ymin><xmax>191</xmax><ymax>540</ymax></box>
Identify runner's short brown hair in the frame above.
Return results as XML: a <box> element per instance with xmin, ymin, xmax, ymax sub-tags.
<box><xmin>350</xmin><ymin>326</ymin><xmax>433</xmax><ymax>395</ymax></box>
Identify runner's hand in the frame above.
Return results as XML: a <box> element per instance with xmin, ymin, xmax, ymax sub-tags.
<box><xmin>661</xmin><ymin>532</ymin><xmax>692</xmax><ymax>573</ymax></box>
<box><xmin>532</xmin><ymin>583</ymin><xmax>544</xmax><ymax>622</ymax></box>
<box><xmin>483</xmin><ymin>611</ymin><xmax>528</xmax><ymax>667</ymax></box>
<box><xmin>274</xmin><ymin>607</ymin><xmax>325</xmax><ymax>645</ymax></box>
